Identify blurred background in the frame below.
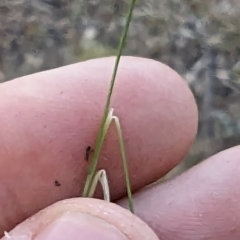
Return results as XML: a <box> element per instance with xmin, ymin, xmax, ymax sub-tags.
<box><xmin>1</xmin><ymin>0</ymin><xmax>240</xmax><ymax>178</ymax></box>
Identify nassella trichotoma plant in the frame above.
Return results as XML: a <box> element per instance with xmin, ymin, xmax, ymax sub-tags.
<box><xmin>81</xmin><ymin>0</ymin><xmax>137</xmax><ymax>214</ymax></box>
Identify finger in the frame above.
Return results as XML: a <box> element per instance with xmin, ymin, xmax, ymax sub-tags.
<box><xmin>1</xmin><ymin>198</ymin><xmax>159</xmax><ymax>240</ymax></box>
<box><xmin>117</xmin><ymin>145</ymin><xmax>240</xmax><ymax>240</ymax></box>
<box><xmin>0</xmin><ymin>56</ymin><xmax>197</xmax><ymax>234</ymax></box>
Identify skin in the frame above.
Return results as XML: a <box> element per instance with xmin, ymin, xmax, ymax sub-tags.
<box><xmin>0</xmin><ymin>56</ymin><xmax>238</xmax><ymax>239</ymax></box>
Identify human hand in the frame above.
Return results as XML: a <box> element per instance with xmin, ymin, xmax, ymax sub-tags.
<box><xmin>0</xmin><ymin>56</ymin><xmax>237</xmax><ymax>240</ymax></box>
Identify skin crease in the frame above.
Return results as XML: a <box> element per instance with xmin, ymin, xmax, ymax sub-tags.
<box><xmin>0</xmin><ymin>56</ymin><xmax>198</xmax><ymax>235</ymax></box>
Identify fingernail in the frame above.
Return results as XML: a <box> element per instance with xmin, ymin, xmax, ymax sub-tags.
<box><xmin>34</xmin><ymin>212</ymin><xmax>128</xmax><ymax>240</ymax></box>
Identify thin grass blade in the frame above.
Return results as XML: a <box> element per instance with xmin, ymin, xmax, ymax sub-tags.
<box><xmin>82</xmin><ymin>0</ymin><xmax>137</xmax><ymax>204</ymax></box>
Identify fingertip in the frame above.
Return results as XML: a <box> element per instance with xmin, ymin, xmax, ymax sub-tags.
<box><xmin>2</xmin><ymin>198</ymin><xmax>159</xmax><ymax>240</ymax></box>
<box><xmin>118</xmin><ymin>145</ymin><xmax>240</xmax><ymax>239</ymax></box>
<box><xmin>0</xmin><ymin>56</ymin><xmax>198</xmax><ymax>234</ymax></box>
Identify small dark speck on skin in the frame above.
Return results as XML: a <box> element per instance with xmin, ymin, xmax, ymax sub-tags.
<box><xmin>54</xmin><ymin>180</ymin><xmax>61</xmax><ymax>187</ymax></box>
<box><xmin>85</xmin><ymin>146</ymin><xmax>94</xmax><ymax>161</ymax></box>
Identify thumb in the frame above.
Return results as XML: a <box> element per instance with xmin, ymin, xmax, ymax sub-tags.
<box><xmin>2</xmin><ymin>198</ymin><xmax>159</xmax><ymax>240</ymax></box>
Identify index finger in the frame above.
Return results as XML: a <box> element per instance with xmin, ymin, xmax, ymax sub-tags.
<box><xmin>0</xmin><ymin>56</ymin><xmax>198</xmax><ymax>234</ymax></box>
